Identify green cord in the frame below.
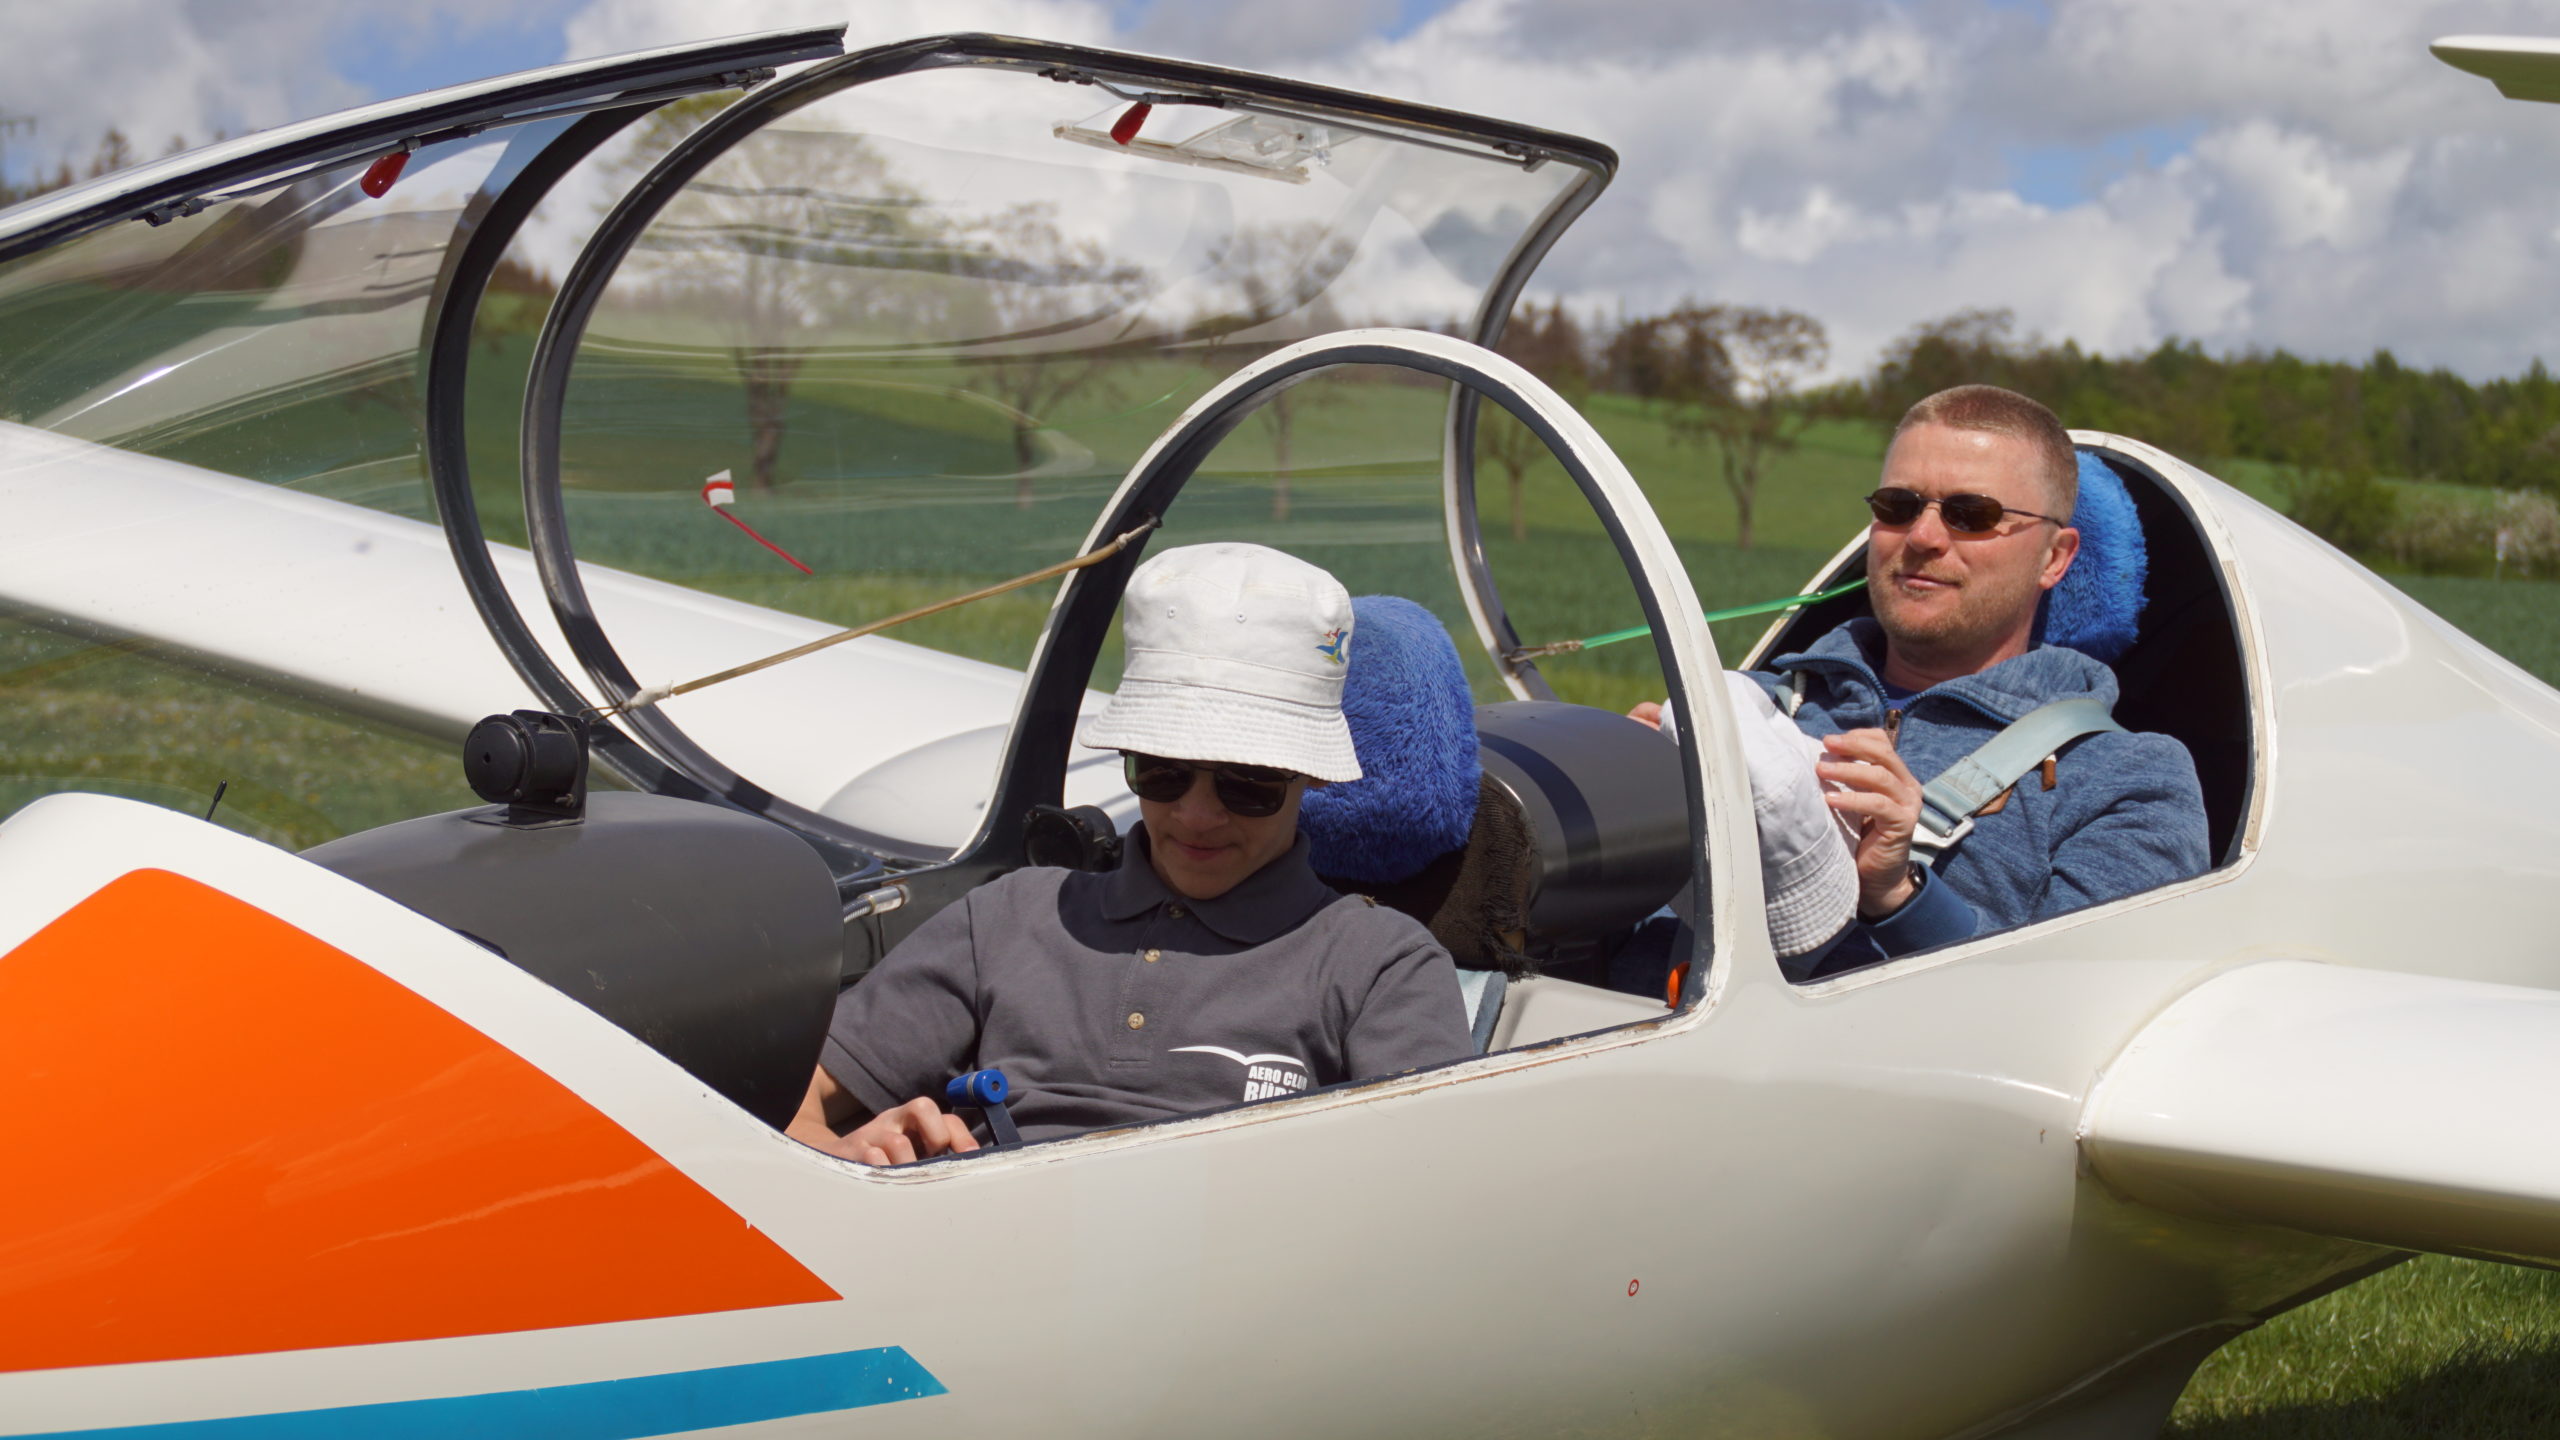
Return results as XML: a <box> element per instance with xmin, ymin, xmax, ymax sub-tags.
<box><xmin>1512</xmin><ymin>577</ymin><xmax>1868</xmax><ymax>660</ymax></box>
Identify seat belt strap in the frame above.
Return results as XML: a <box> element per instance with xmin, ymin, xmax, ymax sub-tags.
<box><xmin>1911</xmin><ymin>697</ymin><xmax>2124</xmax><ymax>866</ymax></box>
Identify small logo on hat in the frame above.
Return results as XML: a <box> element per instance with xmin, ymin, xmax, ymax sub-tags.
<box><xmin>1315</xmin><ymin>627</ymin><xmax>1347</xmax><ymax>665</ymax></box>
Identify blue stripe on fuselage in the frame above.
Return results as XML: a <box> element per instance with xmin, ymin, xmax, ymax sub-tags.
<box><xmin>18</xmin><ymin>1346</ymin><xmax>946</xmax><ymax>1438</ymax></box>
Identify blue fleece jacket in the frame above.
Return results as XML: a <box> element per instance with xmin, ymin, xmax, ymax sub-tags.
<box><xmin>1754</xmin><ymin>618</ymin><xmax>2210</xmax><ymax>979</ymax></box>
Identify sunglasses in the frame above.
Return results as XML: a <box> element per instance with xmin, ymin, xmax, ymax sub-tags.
<box><xmin>1121</xmin><ymin>753</ymin><xmax>1301</xmax><ymax>819</ymax></box>
<box><xmin>1865</xmin><ymin>487</ymin><xmax>2062</xmax><ymax>536</ymax></box>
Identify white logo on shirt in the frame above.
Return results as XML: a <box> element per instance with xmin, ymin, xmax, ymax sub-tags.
<box><xmin>1171</xmin><ymin>1045</ymin><xmax>1312</xmax><ymax>1101</ymax></box>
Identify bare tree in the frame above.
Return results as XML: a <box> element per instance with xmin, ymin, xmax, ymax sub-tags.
<box><xmin>613</xmin><ymin>97</ymin><xmax>940</xmax><ymax>492</ymax></box>
<box><xmin>963</xmin><ymin>203</ymin><xmax>1149</xmax><ymax>507</ymax></box>
<box><xmin>1669</xmin><ymin>306</ymin><xmax>1827</xmax><ymax>550</ymax></box>
<box><xmin>1193</xmin><ymin>223</ymin><xmax>1357</xmax><ymax>520</ymax></box>
<box><xmin>1479</xmin><ymin>300</ymin><xmax>1590</xmax><ymax>541</ymax></box>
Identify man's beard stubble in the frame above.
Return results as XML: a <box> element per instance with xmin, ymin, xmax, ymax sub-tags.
<box><xmin>1869</xmin><ymin>555</ymin><xmax>2045</xmax><ymax>673</ymax></box>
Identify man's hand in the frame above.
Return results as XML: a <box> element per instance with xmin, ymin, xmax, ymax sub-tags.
<box><xmin>1818</xmin><ymin>728</ymin><xmax>1922</xmax><ymax>919</ymax></box>
<box><xmin>1628</xmin><ymin>700</ymin><xmax>1665</xmax><ymax>730</ymax></box>
<box><xmin>785</xmin><ymin>1066</ymin><xmax>980</xmax><ymax>1166</ymax></box>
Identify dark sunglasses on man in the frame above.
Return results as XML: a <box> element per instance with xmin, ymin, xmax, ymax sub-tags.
<box><xmin>1121</xmin><ymin>752</ymin><xmax>1302</xmax><ymax>819</ymax></box>
<box><xmin>1865</xmin><ymin>486</ymin><xmax>2063</xmax><ymax>537</ymax></box>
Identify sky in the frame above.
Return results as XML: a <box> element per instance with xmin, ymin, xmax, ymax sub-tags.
<box><xmin>6</xmin><ymin>0</ymin><xmax>2560</xmax><ymax>381</ymax></box>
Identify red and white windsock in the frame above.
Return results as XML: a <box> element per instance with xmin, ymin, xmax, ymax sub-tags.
<box><xmin>696</xmin><ymin>467</ymin><xmax>813</xmax><ymax>575</ymax></box>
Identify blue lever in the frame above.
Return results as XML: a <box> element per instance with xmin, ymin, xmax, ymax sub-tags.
<box><xmin>944</xmin><ymin>1068</ymin><xmax>1021</xmax><ymax>1147</ymax></box>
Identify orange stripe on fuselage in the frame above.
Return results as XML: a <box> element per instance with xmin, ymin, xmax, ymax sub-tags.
<box><xmin>0</xmin><ymin>869</ymin><xmax>838</xmax><ymax>1373</ymax></box>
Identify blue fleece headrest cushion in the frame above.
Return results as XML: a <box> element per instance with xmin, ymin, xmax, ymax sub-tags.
<box><xmin>1299</xmin><ymin>595</ymin><xmax>1481</xmax><ymax>885</ymax></box>
<box><xmin>2034</xmin><ymin>450</ymin><xmax>2147</xmax><ymax>665</ymax></box>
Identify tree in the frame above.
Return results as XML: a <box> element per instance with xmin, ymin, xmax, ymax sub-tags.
<box><xmin>964</xmin><ymin>203</ymin><xmax>1150</xmax><ymax>508</ymax></box>
<box><xmin>1869</xmin><ymin>307</ymin><xmax>2018</xmax><ymax>422</ymax></box>
<box><xmin>0</xmin><ymin>113</ymin><xmax>31</xmax><ymax>206</ymax></box>
<box><xmin>1676</xmin><ymin>306</ymin><xmax>1827</xmax><ymax>551</ymax></box>
<box><xmin>1479</xmin><ymin>300</ymin><xmax>1590</xmax><ymax>540</ymax></box>
<box><xmin>1602</xmin><ymin>303</ymin><xmax>1733</xmax><ymax>411</ymax></box>
<box><xmin>1194</xmin><ymin>223</ymin><xmax>1357</xmax><ymax>520</ymax></box>
<box><xmin>1</xmin><ymin>120</ymin><xmax>164</xmax><ymax>206</ymax></box>
<box><xmin>611</xmin><ymin>97</ymin><xmax>943</xmax><ymax>493</ymax></box>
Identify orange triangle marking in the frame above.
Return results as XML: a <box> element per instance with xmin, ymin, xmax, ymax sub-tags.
<box><xmin>0</xmin><ymin>870</ymin><xmax>839</xmax><ymax>1373</ymax></box>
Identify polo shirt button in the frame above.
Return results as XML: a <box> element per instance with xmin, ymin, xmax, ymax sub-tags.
<box><xmin>1143</xmin><ymin>948</ymin><xmax>1161</xmax><ymax>963</ymax></box>
<box><xmin>1167</xmin><ymin>905</ymin><xmax>1186</xmax><ymax>919</ymax></box>
<box><xmin>1127</xmin><ymin>1011</ymin><xmax>1146</xmax><ymax>1029</ymax></box>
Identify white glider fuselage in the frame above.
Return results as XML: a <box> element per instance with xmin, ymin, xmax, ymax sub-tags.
<box><xmin>12</xmin><ymin>27</ymin><xmax>2560</xmax><ymax>1440</ymax></box>
<box><xmin>8</xmin><ymin>420</ymin><xmax>2560</xmax><ymax>1440</ymax></box>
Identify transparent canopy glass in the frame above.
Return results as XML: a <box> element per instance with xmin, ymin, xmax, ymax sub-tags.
<box><xmin>0</xmin><ymin>128</ymin><xmax>562</xmax><ymax>845</ymax></box>
<box><xmin>548</xmin><ymin>65</ymin><xmax>1592</xmax><ymax>841</ymax></box>
<box><xmin>0</xmin><ymin>37</ymin><xmax>1618</xmax><ymax>864</ymax></box>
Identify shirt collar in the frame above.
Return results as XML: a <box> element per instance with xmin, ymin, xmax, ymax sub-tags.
<box><xmin>1099</xmin><ymin>826</ymin><xmax>1338</xmax><ymax>943</ymax></box>
<box><xmin>1771</xmin><ymin>617</ymin><xmax>2120</xmax><ymax>725</ymax></box>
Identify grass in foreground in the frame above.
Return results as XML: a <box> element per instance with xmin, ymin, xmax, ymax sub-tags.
<box><xmin>2168</xmin><ymin>1257</ymin><xmax>2560</xmax><ymax>1438</ymax></box>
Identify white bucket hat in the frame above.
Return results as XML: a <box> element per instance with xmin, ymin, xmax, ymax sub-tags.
<box><xmin>1724</xmin><ymin>673</ymin><xmax>1859</xmax><ymax>958</ymax></box>
<box><xmin>1077</xmin><ymin>542</ymin><xmax>1363</xmax><ymax>782</ymax></box>
<box><xmin>1685</xmin><ymin>673</ymin><xmax>1857</xmax><ymax>959</ymax></box>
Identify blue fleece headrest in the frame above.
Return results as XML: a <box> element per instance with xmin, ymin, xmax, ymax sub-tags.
<box><xmin>1299</xmin><ymin>595</ymin><xmax>1481</xmax><ymax>885</ymax></box>
<box><xmin>2034</xmin><ymin>450</ymin><xmax>2147</xmax><ymax>664</ymax></box>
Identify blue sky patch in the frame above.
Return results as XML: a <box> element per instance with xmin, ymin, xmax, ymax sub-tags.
<box><xmin>2004</xmin><ymin>120</ymin><xmax>2205</xmax><ymax>209</ymax></box>
<box><xmin>323</xmin><ymin>9</ymin><xmax>575</xmax><ymax>105</ymax></box>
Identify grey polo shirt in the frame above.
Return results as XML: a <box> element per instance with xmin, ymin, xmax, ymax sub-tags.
<box><xmin>821</xmin><ymin>828</ymin><xmax>1472</xmax><ymax>1143</ymax></box>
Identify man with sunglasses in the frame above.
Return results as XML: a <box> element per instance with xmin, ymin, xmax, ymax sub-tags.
<box><xmin>788</xmin><ymin>543</ymin><xmax>1472</xmax><ymax>1164</ymax></box>
<box><xmin>1678</xmin><ymin>384</ymin><xmax>2207</xmax><ymax>978</ymax></box>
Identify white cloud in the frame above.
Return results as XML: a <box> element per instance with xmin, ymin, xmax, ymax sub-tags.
<box><xmin>0</xmin><ymin>0</ymin><xmax>362</xmax><ymax>178</ymax></box>
<box><xmin>557</xmin><ymin>0</ymin><xmax>1115</xmax><ymax>62</ymax></box>
<box><xmin>25</xmin><ymin>0</ymin><xmax>2560</xmax><ymax>380</ymax></box>
<box><xmin>1299</xmin><ymin>0</ymin><xmax>2560</xmax><ymax>379</ymax></box>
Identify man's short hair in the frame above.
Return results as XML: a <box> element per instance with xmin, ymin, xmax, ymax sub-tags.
<box><xmin>1894</xmin><ymin>385</ymin><xmax>2077</xmax><ymax>520</ymax></box>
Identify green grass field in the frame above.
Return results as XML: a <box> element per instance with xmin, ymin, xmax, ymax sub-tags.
<box><xmin>2170</xmin><ymin>1258</ymin><xmax>2560</xmax><ymax>1437</ymax></box>
<box><xmin>15</xmin><ymin>324</ymin><xmax>2560</xmax><ymax>1435</ymax></box>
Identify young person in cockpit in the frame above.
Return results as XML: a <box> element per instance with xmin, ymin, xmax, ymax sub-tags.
<box><xmin>787</xmin><ymin>542</ymin><xmax>1472</xmax><ymax>1164</ymax></box>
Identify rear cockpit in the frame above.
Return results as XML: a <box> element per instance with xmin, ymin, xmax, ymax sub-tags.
<box><xmin>1745</xmin><ymin>442</ymin><xmax>2255</xmax><ymax>875</ymax></box>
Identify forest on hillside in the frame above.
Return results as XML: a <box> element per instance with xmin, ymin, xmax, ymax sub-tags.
<box><xmin>13</xmin><ymin>118</ymin><xmax>2555</xmax><ymax>576</ymax></box>
<box><xmin>1485</xmin><ymin>300</ymin><xmax>2560</xmax><ymax>577</ymax></box>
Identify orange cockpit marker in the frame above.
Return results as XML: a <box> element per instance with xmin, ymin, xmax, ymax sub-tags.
<box><xmin>0</xmin><ymin>869</ymin><xmax>838</xmax><ymax>1373</ymax></box>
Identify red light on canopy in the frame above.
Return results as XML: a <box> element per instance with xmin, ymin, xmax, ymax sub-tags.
<box><xmin>359</xmin><ymin>150</ymin><xmax>409</xmax><ymax>198</ymax></box>
<box><xmin>1110</xmin><ymin>102</ymin><xmax>1152</xmax><ymax>146</ymax></box>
